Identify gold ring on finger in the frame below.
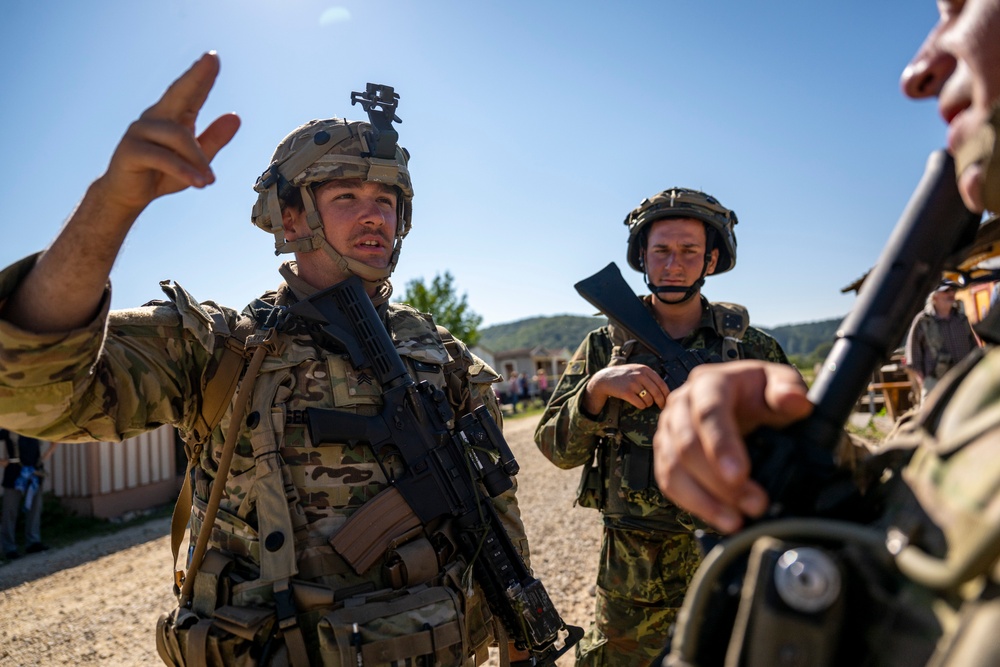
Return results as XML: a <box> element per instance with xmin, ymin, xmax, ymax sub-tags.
<box><xmin>639</xmin><ymin>389</ymin><xmax>648</xmax><ymax>398</ymax></box>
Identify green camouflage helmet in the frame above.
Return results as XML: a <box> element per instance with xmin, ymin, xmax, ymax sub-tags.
<box><xmin>624</xmin><ymin>187</ymin><xmax>738</xmax><ymax>275</ymax></box>
<box><xmin>250</xmin><ymin>116</ymin><xmax>413</xmax><ymax>285</ymax></box>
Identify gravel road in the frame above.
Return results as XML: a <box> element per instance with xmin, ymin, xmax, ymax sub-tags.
<box><xmin>0</xmin><ymin>414</ymin><xmax>603</xmax><ymax>666</ymax></box>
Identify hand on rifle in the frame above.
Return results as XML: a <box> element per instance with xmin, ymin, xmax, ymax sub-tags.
<box><xmin>582</xmin><ymin>363</ymin><xmax>669</xmax><ymax>415</ymax></box>
<box><xmin>651</xmin><ymin>360</ymin><xmax>812</xmax><ymax>533</ymax></box>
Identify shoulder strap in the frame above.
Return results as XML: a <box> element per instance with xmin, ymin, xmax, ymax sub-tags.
<box><xmin>169</xmin><ymin>316</ymin><xmax>262</xmax><ymax>598</ymax></box>
<box><xmin>709</xmin><ymin>301</ymin><xmax>750</xmax><ymax>361</ymax></box>
<box><xmin>435</xmin><ymin>325</ymin><xmax>481</xmax><ymax>416</ymax></box>
<box><xmin>176</xmin><ymin>328</ymin><xmax>281</xmax><ymax>605</ymax></box>
<box><xmin>189</xmin><ymin>314</ymin><xmax>258</xmax><ymax>445</ymax></box>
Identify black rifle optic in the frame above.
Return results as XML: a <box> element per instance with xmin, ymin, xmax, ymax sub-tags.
<box><xmin>574</xmin><ymin>263</ymin><xmax>718</xmax><ymax>389</ymax></box>
<box><xmin>287</xmin><ymin>276</ymin><xmax>583</xmax><ymax>665</ymax></box>
<box><xmin>351</xmin><ymin>83</ymin><xmax>402</xmax><ymax>160</ymax></box>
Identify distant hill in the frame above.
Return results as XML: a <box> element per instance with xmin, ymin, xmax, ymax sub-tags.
<box><xmin>479</xmin><ymin>315</ymin><xmax>606</xmax><ymax>353</ymax></box>
<box><xmin>762</xmin><ymin>317</ymin><xmax>842</xmax><ymax>357</ymax></box>
<box><xmin>480</xmin><ymin>313</ymin><xmax>846</xmax><ymax>360</ymax></box>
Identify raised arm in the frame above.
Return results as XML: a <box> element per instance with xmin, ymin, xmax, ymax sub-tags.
<box><xmin>0</xmin><ymin>52</ymin><xmax>240</xmax><ymax>333</ymax></box>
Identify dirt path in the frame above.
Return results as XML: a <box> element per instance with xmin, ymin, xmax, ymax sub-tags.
<box><xmin>0</xmin><ymin>414</ymin><xmax>603</xmax><ymax>666</ymax></box>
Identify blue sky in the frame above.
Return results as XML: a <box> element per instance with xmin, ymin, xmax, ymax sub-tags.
<box><xmin>1</xmin><ymin>2</ymin><xmax>944</xmax><ymax>330</ymax></box>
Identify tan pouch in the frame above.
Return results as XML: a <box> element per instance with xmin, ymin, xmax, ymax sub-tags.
<box><xmin>317</xmin><ymin>586</ymin><xmax>468</xmax><ymax>667</ymax></box>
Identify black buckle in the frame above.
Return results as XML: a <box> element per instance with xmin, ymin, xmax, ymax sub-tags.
<box><xmin>257</xmin><ymin>164</ymin><xmax>282</xmax><ymax>190</ymax></box>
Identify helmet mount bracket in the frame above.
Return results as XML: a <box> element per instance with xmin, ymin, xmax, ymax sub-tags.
<box><xmin>351</xmin><ymin>83</ymin><xmax>402</xmax><ymax>160</ymax></box>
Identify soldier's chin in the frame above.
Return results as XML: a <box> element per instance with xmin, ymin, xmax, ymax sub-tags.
<box><xmin>958</xmin><ymin>163</ymin><xmax>986</xmax><ymax>214</ymax></box>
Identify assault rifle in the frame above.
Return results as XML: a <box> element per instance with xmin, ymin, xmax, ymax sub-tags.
<box><xmin>663</xmin><ymin>150</ymin><xmax>982</xmax><ymax>666</ymax></box>
<box><xmin>287</xmin><ymin>276</ymin><xmax>582</xmax><ymax>665</ymax></box>
<box><xmin>574</xmin><ymin>262</ymin><xmax>717</xmax><ymax>390</ymax></box>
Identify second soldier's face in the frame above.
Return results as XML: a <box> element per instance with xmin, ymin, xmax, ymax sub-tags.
<box><xmin>901</xmin><ymin>0</ymin><xmax>1000</xmax><ymax>213</ymax></box>
<box><xmin>643</xmin><ymin>218</ymin><xmax>719</xmax><ymax>289</ymax></box>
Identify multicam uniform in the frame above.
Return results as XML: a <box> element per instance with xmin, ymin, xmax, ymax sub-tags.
<box><xmin>0</xmin><ymin>255</ymin><xmax>526</xmax><ymax>667</ymax></box>
<box><xmin>534</xmin><ymin>295</ymin><xmax>788</xmax><ymax>667</ymax></box>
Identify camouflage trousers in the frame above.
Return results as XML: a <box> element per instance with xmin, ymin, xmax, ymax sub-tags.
<box><xmin>576</xmin><ymin>525</ymin><xmax>702</xmax><ymax>667</ymax></box>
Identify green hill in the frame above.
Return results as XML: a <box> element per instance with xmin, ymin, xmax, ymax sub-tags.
<box><xmin>479</xmin><ymin>315</ymin><xmax>606</xmax><ymax>353</ymax></box>
<box><xmin>763</xmin><ymin>317</ymin><xmax>842</xmax><ymax>357</ymax></box>
<box><xmin>480</xmin><ymin>314</ymin><xmax>847</xmax><ymax>361</ymax></box>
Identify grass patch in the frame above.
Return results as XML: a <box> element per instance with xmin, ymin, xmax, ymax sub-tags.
<box><xmin>503</xmin><ymin>403</ymin><xmax>547</xmax><ymax>420</ymax></box>
<box><xmin>845</xmin><ymin>416</ymin><xmax>890</xmax><ymax>443</ymax></box>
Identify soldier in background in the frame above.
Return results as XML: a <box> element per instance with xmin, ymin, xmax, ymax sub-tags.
<box><xmin>653</xmin><ymin>0</ymin><xmax>1000</xmax><ymax>663</ymax></box>
<box><xmin>0</xmin><ymin>54</ymin><xmax>531</xmax><ymax>665</ymax></box>
<box><xmin>905</xmin><ymin>278</ymin><xmax>980</xmax><ymax>402</ymax></box>
<box><xmin>534</xmin><ymin>189</ymin><xmax>788</xmax><ymax>667</ymax></box>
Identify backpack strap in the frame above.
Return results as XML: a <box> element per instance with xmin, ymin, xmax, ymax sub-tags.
<box><xmin>177</xmin><ymin>327</ymin><xmax>282</xmax><ymax>606</ymax></box>
<box><xmin>169</xmin><ymin>314</ymin><xmax>260</xmax><ymax>596</ymax></box>
<box><xmin>709</xmin><ymin>301</ymin><xmax>750</xmax><ymax>361</ymax></box>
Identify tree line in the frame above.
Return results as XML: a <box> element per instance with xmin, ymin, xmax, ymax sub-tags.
<box><xmin>400</xmin><ymin>272</ymin><xmax>844</xmax><ymax>370</ymax></box>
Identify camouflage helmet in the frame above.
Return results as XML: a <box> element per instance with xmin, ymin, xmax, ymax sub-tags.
<box><xmin>250</xmin><ymin>115</ymin><xmax>413</xmax><ymax>286</ymax></box>
<box><xmin>624</xmin><ymin>187</ymin><xmax>738</xmax><ymax>275</ymax></box>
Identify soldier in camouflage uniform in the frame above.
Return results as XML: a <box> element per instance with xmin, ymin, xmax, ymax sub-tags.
<box><xmin>533</xmin><ymin>189</ymin><xmax>789</xmax><ymax>667</ymax></box>
<box><xmin>0</xmin><ymin>54</ymin><xmax>531</xmax><ymax>666</ymax></box>
<box><xmin>653</xmin><ymin>1</ymin><xmax>1000</xmax><ymax>664</ymax></box>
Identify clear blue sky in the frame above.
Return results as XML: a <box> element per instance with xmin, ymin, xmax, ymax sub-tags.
<box><xmin>1</xmin><ymin>1</ymin><xmax>945</xmax><ymax>330</ymax></box>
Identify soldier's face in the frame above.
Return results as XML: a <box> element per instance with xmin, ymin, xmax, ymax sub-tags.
<box><xmin>643</xmin><ymin>218</ymin><xmax>719</xmax><ymax>289</ymax></box>
<box><xmin>284</xmin><ymin>179</ymin><xmax>398</xmax><ymax>287</ymax></box>
<box><xmin>901</xmin><ymin>0</ymin><xmax>1000</xmax><ymax>213</ymax></box>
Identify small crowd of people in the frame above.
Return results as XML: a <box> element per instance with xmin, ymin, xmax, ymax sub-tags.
<box><xmin>499</xmin><ymin>368</ymin><xmax>552</xmax><ymax>413</ymax></box>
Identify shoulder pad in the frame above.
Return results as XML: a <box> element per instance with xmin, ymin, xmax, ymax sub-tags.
<box><xmin>709</xmin><ymin>301</ymin><xmax>750</xmax><ymax>340</ymax></box>
<box><xmin>387</xmin><ymin>305</ymin><xmax>450</xmax><ymax>365</ymax></box>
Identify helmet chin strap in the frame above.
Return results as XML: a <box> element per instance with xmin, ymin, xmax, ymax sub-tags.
<box><xmin>649</xmin><ymin>278</ymin><xmax>705</xmax><ymax>305</ymax></box>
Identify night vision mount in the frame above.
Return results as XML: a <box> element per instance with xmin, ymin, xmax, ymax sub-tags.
<box><xmin>351</xmin><ymin>83</ymin><xmax>402</xmax><ymax>160</ymax></box>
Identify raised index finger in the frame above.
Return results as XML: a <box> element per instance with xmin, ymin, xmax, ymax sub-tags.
<box><xmin>141</xmin><ymin>51</ymin><xmax>221</xmax><ymax>128</ymax></box>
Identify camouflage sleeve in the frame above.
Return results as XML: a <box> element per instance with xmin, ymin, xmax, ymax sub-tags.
<box><xmin>533</xmin><ymin>328</ymin><xmax>613</xmax><ymax>470</ymax></box>
<box><xmin>741</xmin><ymin>325</ymin><xmax>793</xmax><ymax>365</ymax></box>
<box><xmin>0</xmin><ymin>255</ymin><xmax>231</xmax><ymax>443</ymax></box>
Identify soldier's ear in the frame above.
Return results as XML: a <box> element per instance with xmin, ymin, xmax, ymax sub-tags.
<box><xmin>282</xmin><ymin>206</ymin><xmax>305</xmax><ymax>241</ymax></box>
<box><xmin>705</xmin><ymin>248</ymin><xmax>720</xmax><ymax>275</ymax></box>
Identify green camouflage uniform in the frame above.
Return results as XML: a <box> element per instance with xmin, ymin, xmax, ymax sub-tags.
<box><xmin>534</xmin><ymin>295</ymin><xmax>788</xmax><ymax>667</ymax></box>
<box><xmin>0</xmin><ymin>255</ymin><xmax>527</xmax><ymax>666</ymax></box>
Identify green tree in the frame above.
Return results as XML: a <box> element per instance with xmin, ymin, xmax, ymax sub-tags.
<box><xmin>399</xmin><ymin>272</ymin><xmax>483</xmax><ymax>346</ymax></box>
